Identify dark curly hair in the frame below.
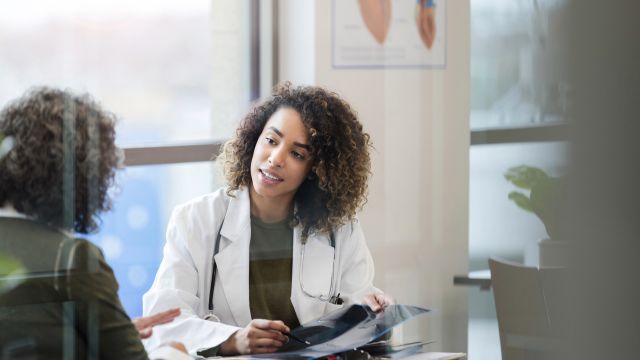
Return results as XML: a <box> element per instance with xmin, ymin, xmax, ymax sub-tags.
<box><xmin>221</xmin><ymin>83</ymin><xmax>372</xmax><ymax>239</ymax></box>
<box><xmin>0</xmin><ymin>87</ymin><xmax>119</xmax><ymax>234</ymax></box>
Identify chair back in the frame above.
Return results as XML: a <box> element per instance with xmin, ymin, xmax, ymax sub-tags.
<box><xmin>489</xmin><ymin>258</ymin><xmax>567</xmax><ymax>360</ymax></box>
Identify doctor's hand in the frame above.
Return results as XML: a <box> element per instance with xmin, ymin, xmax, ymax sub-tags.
<box><xmin>364</xmin><ymin>292</ymin><xmax>395</xmax><ymax>313</ymax></box>
<box><xmin>219</xmin><ymin>319</ymin><xmax>289</xmax><ymax>355</ymax></box>
<box><xmin>132</xmin><ymin>308</ymin><xmax>181</xmax><ymax>339</ymax></box>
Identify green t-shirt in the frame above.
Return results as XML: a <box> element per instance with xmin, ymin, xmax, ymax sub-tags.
<box><xmin>249</xmin><ymin>215</ymin><xmax>300</xmax><ymax>329</ymax></box>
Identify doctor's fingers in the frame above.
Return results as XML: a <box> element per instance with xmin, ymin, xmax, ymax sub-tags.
<box><xmin>250</xmin><ymin>338</ymin><xmax>286</xmax><ymax>352</ymax></box>
<box><xmin>364</xmin><ymin>293</ymin><xmax>393</xmax><ymax>312</ymax></box>
<box><xmin>375</xmin><ymin>293</ymin><xmax>395</xmax><ymax>306</ymax></box>
<box><xmin>249</xmin><ymin>319</ymin><xmax>290</xmax><ymax>333</ymax></box>
<box><xmin>363</xmin><ymin>293</ymin><xmax>382</xmax><ymax>311</ymax></box>
<box><xmin>246</xmin><ymin>327</ymin><xmax>288</xmax><ymax>343</ymax></box>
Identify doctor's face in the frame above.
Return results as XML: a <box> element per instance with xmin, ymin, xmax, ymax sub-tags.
<box><xmin>250</xmin><ymin>107</ymin><xmax>313</xmax><ymax>207</ymax></box>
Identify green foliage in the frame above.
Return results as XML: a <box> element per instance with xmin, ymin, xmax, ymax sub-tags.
<box><xmin>0</xmin><ymin>254</ymin><xmax>26</xmax><ymax>294</ymax></box>
<box><xmin>504</xmin><ymin>166</ymin><xmax>549</xmax><ymax>190</ymax></box>
<box><xmin>505</xmin><ymin>165</ymin><xmax>562</xmax><ymax>240</ymax></box>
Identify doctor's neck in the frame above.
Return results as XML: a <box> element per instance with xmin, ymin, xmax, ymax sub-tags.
<box><xmin>248</xmin><ymin>187</ymin><xmax>294</xmax><ymax>224</ymax></box>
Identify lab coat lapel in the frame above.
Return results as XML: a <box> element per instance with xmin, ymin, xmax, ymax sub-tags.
<box><xmin>216</xmin><ymin>188</ymin><xmax>252</xmax><ymax>326</ymax></box>
<box><xmin>291</xmin><ymin>227</ymin><xmax>336</xmax><ymax>324</ymax></box>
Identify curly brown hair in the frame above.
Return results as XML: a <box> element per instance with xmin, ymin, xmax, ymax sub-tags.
<box><xmin>221</xmin><ymin>83</ymin><xmax>372</xmax><ymax>239</ymax></box>
<box><xmin>0</xmin><ymin>87</ymin><xmax>119</xmax><ymax>234</ymax></box>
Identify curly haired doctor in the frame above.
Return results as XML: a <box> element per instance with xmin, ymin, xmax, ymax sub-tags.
<box><xmin>143</xmin><ymin>84</ymin><xmax>393</xmax><ymax>356</ymax></box>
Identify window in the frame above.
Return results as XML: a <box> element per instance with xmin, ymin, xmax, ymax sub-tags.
<box><xmin>467</xmin><ymin>1</ymin><xmax>570</xmax><ymax>359</ymax></box>
<box><xmin>0</xmin><ymin>0</ymin><xmax>270</xmax><ymax>317</ymax></box>
<box><xmin>470</xmin><ymin>0</ymin><xmax>569</xmax><ymax>131</ymax></box>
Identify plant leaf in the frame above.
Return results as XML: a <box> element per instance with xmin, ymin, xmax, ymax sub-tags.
<box><xmin>531</xmin><ymin>177</ymin><xmax>562</xmax><ymax>239</ymax></box>
<box><xmin>504</xmin><ymin>165</ymin><xmax>549</xmax><ymax>190</ymax></box>
<box><xmin>508</xmin><ymin>191</ymin><xmax>534</xmax><ymax>212</ymax></box>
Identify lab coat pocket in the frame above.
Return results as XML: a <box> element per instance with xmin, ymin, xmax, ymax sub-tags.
<box><xmin>323</xmin><ymin>300</ymin><xmax>344</xmax><ymax>315</ymax></box>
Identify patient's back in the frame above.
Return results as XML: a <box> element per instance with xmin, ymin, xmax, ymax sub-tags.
<box><xmin>0</xmin><ymin>217</ymin><xmax>148</xmax><ymax>360</ymax></box>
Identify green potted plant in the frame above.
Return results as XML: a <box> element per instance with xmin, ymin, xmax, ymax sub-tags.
<box><xmin>504</xmin><ymin>165</ymin><xmax>568</xmax><ymax>267</ymax></box>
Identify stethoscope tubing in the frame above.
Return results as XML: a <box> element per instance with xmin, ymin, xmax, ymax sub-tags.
<box><xmin>205</xmin><ymin>215</ymin><xmax>342</xmax><ymax>321</ymax></box>
<box><xmin>298</xmin><ymin>232</ymin><xmax>343</xmax><ymax>305</ymax></box>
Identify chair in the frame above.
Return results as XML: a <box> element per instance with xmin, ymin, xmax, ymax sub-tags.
<box><xmin>489</xmin><ymin>258</ymin><xmax>568</xmax><ymax>360</ymax></box>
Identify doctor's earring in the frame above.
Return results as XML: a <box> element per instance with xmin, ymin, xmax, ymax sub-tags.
<box><xmin>307</xmin><ymin>172</ymin><xmax>315</xmax><ymax>180</ymax></box>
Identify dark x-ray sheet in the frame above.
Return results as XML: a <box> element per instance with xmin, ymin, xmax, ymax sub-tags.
<box><xmin>252</xmin><ymin>304</ymin><xmax>430</xmax><ymax>359</ymax></box>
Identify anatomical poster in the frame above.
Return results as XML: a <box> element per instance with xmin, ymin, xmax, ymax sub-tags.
<box><xmin>333</xmin><ymin>0</ymin><xmax>446</xmax><ymax>68</ymax></box>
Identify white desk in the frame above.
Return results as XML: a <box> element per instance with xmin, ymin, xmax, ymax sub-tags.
<box><xmin>453</xmin><ymin>269</ymin><xmax>491</xmax><ymax>290</ymax></box>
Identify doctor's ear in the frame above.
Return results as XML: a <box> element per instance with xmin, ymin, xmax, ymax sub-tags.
<box><xmin>307</xmin><ymin>172</ymin><xmax>316</xmax><ymax>180</ymax></box>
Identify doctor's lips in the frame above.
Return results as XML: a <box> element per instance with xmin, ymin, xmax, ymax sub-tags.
<box><xmin>259</xmin><ymin>169</ymin><xmax>284</xmax><ymax>184</ymax></box>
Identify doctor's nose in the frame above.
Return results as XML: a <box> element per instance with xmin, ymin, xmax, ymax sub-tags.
<box><xmin>268</xmin><ymin>148</ymin><xmax>285</xmax><ymax>168</ymax></box>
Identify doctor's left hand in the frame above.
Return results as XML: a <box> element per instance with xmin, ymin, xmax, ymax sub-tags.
<box><xmin>364</xmin><ymin>292</ymin><xmax>395</xmax><ymax>312</ymax></box>
<box><xmin>132</xmin><ymin>308</ymin><xmax>181</xmax><ymax>339</ymax></box>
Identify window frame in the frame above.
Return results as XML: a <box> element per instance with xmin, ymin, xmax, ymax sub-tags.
<box><xmin>122</xmin><ymin>0</ymin><xmax>277</xmax><ymax>168</ymax></box>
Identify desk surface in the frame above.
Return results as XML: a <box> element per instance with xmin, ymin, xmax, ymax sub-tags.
<box><xmin>403</xmin><ymin>352</ymin><xmax>467</xmax><ymax>360</ymax></box>
<box><xmin>453</xmin><ymin>269</ymin><xmax>491</xmax><ymax>290</ymax></box>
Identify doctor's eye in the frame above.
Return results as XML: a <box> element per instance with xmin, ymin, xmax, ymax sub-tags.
<box><xmin>265</xmin><ymin>137</ymin><xmax>277</xmax><ymax>145</ymax></box>
<box><xmin>292</xmin><ymin>151</ymin><xmax>306</xmax><ymax>161</ymax></box>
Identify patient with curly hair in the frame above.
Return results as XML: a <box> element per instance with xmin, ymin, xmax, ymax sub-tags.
<box><xmin>143</xmin><ymin>83</ymin><xmax>394</xmax><ymax>356</ymax></box>
<box><xmin>0</xmin><ymin>87</ymin><xmax>187</xmax><ymax>359</ymax></box>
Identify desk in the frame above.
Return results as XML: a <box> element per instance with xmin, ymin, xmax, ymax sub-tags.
<box><xmin>402</xmin><ymin>352</ymin><xmax>466</xmax><ymax>360</ymax></box>
<box><xmin>336</xmin><ymin>347</ymin><xmax>465</xmax><ymax>360</ymax></box>
<box><xmin>453</xmin><ymin>269</ymin><xmax>491</xmax><ymax>290</ymax></box>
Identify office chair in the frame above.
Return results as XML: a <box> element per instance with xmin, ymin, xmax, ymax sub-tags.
<box><xmin>488</xmin><ymin>258</ymin><xmax>568</xmax><ymax>360</ymax></box>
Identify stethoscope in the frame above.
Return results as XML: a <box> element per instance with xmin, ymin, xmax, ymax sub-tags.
<box><xmin>203</xmin><ymin>215</ymin><xmax>343</xmax><ymax>322</ymax></box>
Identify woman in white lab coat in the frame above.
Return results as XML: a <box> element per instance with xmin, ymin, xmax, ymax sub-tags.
<box><xmin>143</xmin><ymin>84</ymin><xmax>392</xmax><ymax>356</ymax></box>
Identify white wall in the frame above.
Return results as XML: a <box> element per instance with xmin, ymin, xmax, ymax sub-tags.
<box><xmin>280</xmin><ymin>0</ymin><xmax>470</xmax><ymax>352</ymax></box>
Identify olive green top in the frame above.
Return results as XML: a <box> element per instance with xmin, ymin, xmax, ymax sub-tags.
<box><xmin>249</xmin><ymin>215</ymin><xmax>300</xmax><ymax>329</ymax></box>
<box><xmin>0</xmin><ymin>217</ymin><xmax>148</xmax><ymax>360</ymax></box>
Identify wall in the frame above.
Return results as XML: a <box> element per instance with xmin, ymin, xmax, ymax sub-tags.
<box><xmin>279</xmin><ymin>0</ymin><xmax>470</xmax><ymax>352</ymax></box>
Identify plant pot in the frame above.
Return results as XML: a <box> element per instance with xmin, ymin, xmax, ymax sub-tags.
<box><xmin>538</xmin><ymin>238</ymin><xmax>570</xmax><ymax>267</ymax></box>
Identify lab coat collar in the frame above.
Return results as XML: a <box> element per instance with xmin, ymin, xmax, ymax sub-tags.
<box><xmin>216</xmin><ymin>187</ymin><xmax>252</xmax><ymax>325</ymax></box>
<box><xmin>219</xmin><ymin>187</ymin><xmax>250</xmax><ymax>243</ymax></box>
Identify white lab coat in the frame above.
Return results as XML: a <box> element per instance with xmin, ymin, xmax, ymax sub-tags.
<box><xmin>142</xmin><ymin>187</ymin><xmax>377</xmax><ymax>354</ymax></box>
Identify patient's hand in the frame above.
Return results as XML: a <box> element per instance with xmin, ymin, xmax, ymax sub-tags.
<box><xmin>132</xmin><ymin>308</ymin><xmax>181</xmax><ymax>339</ymax></box>
<box><xmin>168</xmin><ymin>341</ymin><xmax>188</xmax><ymax>353</ymax></box>
<box><xmin>364</xmin><ymin>292</ymin><xmax>395</xmax><ymax>312</ymax></box>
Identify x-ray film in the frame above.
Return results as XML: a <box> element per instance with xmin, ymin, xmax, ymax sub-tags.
<box><xmin>252</xmin><ymin>304</ymin><xmax>430</xmax><ymax>359</ymax></box>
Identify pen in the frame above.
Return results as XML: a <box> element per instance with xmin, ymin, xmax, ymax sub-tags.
<box><xmin>282</xmin><ymin>332</ymin><xmax>311</xmax><ymax>345</ymax></box>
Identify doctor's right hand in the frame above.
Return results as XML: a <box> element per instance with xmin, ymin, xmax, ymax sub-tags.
<box><xmin>219</xmin><ymin>319</ymin><xmax>289</xmax><ymax>355</ymax></box>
